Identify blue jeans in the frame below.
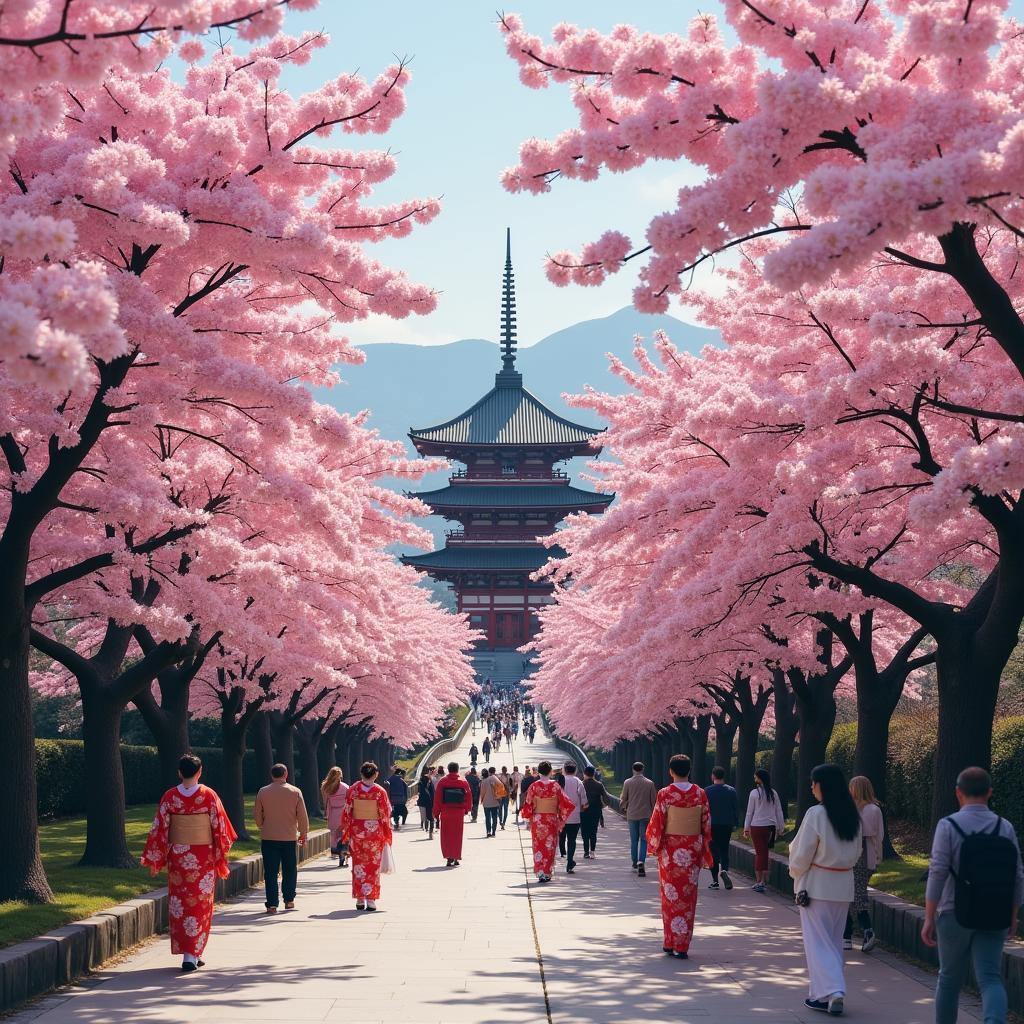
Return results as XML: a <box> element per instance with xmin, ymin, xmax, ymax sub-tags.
<box><xmin>628</xmin><ymin>819</ymin><xmax>648</xmax><ymax>865</ymax></box>
<box><xmin>498</xmin><ymin>798</ymin><xmax>509</xmax><ymax>826</ymax></box>
<box><xmin>935</xmin><ymin>911</ymin><xmax>1007</xmax><ymax>1024</ymax></box>
<box><xmin>484</xmin><ymin>806</ymin><xmax>499</xmax><ymax>835</ymax></box>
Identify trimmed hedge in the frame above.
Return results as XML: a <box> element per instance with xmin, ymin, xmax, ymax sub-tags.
<box><xmin>35</xmin><ymin>739</ymin><xmax>259</xmax><ymax>820</ymax></box>
<box><xmin>826</xmin><ymin>713</ymin><xmax>1024</xmax><ymax>833</ymax></box>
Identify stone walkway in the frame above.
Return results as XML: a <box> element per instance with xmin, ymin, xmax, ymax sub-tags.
<box><xmin>12</xmin><ymin>716</ymin><xmax>973</xmax><ymax>1024</ymax></box>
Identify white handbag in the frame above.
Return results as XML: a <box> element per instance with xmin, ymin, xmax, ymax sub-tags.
<box><xmin>381</xmin><ymin>844</ymin><xmax>397</xmax><ymax>874</ymax></box>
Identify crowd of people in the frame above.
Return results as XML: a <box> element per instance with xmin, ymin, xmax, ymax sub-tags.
<box><xmin>141</xmin><ymin>699</ymin><xmax>1024</xmax><ymax>1023</ymax></box>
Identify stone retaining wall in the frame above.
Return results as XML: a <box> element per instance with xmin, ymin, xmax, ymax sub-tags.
<box><xmin>0</xmin><ymin>828</ymin><xmax>332</xmax><ymax>1013</ymax></box>
<box><xmin>726</xmin><ymin>838</ymin><xmax>1024</xmax><ymax>1013</ymax></box>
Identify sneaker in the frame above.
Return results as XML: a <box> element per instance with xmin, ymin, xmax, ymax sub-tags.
<box><xmin>827</xmin><ymin>994</ymin><xmax>844</xmax><ymax>1016</ymax></box>
<box><xmin>637</xmin><ymin>865</ymin><xmax>646</xmax><ymax>877</ymax></box>
<box><xmin>181</xmin><ymin>960</ymin><xmax>199</xmax><ymax>973</ymax></box>
<box><xmin>355</xmin><ymin>899</ymin><xmax>365</xmax><ymax>910</ymax></box>
<box><xmin>632</xmin><ymin>862</ymin><xmax>639</xmax><ymax>872</ymax></box>
<box><xmin>804</xmin><ymin>998</ymin><xmax>830</xmax><ymax>1014</ymax></box>
<box><xmin>861</xmin><ymin>930</ymin><xmax>877</xmax><ymax>953</ymax></box>
<box><xmin>752</xmin><ymin>882</ymin><xmax>765</xmax><ymax>893</ymax></box>
<box><xmin>673</xmin><ymin>950</ymin><xmax>688</xmax><ymax>959</ymax></box>
<box><xmin>708</xmin><ymin>881</ymin><xmax>720</xmax><ymax>890</ymax></box>
<box><xmin>721</xmin><ymin>871</ymin><xmax>733</xmax><ymax>891</ymax></box>
<box><xmin>663</xmin><ymin>947</ymin><xmax>674</xmax><ymax>955</ymax></box>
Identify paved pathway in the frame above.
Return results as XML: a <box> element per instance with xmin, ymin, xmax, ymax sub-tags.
<box><xmin>13</xmin><ymin>716</ymin><xmax>974</xmax><ymax>1024</ymax></box>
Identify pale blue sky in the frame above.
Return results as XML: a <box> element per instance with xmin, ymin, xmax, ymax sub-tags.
<box><xmin>262</xmin><ymin>1</ymin><xmax>1024</xmax><ymax>349</ymax></box>
<box><xmin>267</xmin><ymin>2</ymin><xmax>719</xmax><ymax>347</ymax></box>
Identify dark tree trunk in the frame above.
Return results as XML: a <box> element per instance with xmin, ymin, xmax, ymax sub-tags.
<box><xmin>134</xmin><ymin>681</ymin><xmax>191</xmax><ymax>786</ymax></box>
<box><xmin>770</xmin><ymin>673</ymin><xmax>799</xmax><ymax>821</ymax></box>
<box><xmin>0</xmin><ymin>560</ymin><xmax>51</xmax><ymax>901</ymax></box>
<box><xmin>271</xmin><ymin>715</ymin><xmax>295</xmax><ymax>779</ymax></box>
<box><xmin>734</xmin><ymin>702</ymin><xmax>770</xmax><ymax>814</ymax></box>
<box><xmin>713</xmin><ymin>715</ymin><xmax>737</xmax><ymax>783</ymax></box>
<box><xmin>220</xmin><ymin>715</ymin><xmax>250</xmax><ymax>840</ymax></box>
<box><xmin>792</xmin><ymin>676</ymin><xmax>839</xmax><ymax>827</ymax></box>
<box><xmin>252</xmin><ymin>711</ymin><xmax>273</xmax><ymax>788</ymax></box>
<box><xmin>295</xmin><ymin>721</ymin><xmax>324</xmax><ymax>820</ymax></box>
<box><xmin>317</xmin><ymin>721</ymin><xmax>341</xmax><ymax>779</ymax></box>
<box><xmin>688</xmin><ymin>715</ymin><xmax>711</xmax><ymax>787</ymax></box>
<box><xmin>79</xmin><ymin>686</ymin><xmax>136</xmax><ymax>868</ymax></box>
<box><xmin>931</xmin><ymin>633</ymin><xmax>1002</xmax><ymax>826</ymax></box>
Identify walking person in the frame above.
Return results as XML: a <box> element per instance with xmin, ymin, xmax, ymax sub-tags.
<box><xmin>480</xmin><ymin>766</ymin><xmax>501</xmax><ymax>837</ymax></box>
<box><xmin>705</xmin><ymin>766</ymin><xmax>738</xmax><ymax>891</ymax></box>
<box><xmin>254</xmin><ymin>763</ymin><xmax>309</xmax><ymax>913</ymax></box>
<box><xmin>645</xmin><ymin>754</ymin><xmax>713</xmax><ymax>959</ymax></box>
<box><xmin>417</xmin><ymin>768</ymin><xmax>436</xmax><ymax>838</ymax></box>
<box><xmin>519</xmin><ymin>767</ymin><xmax>536</xmax><ymax>826</ymax></box>
<box><xmin>469</xmin><ymin>742</ymin><xmax>479</xmax><ymax>768</ymax></box>
<box><xmin>921</xmin><ymin>766</ymin><xmax>1023</xmax><ymax>1024</ymax></box>
<box><xmin>581</xmin><ymin>765</ymin><xmax>608</xmax><ymax>860</ymax></box>
<box><xmin>788</xmin><ymin>763</ymin><xmax>863</xmax><ymax>1017</ymax></box>
<box><xmin>511</xmin><ymin>766</ymin><xmax>523</xmax><ymax>823</ymax></box>
<box><xmin>466</xmin><ymin>766</ymin><xmax>481</xmax><ymax>822</ymax></box>
<box><xmin>844</xmin><ymin>776</ymin><xmax>884</xmax><ymax>951</ymax></box>
<box><xmin>497</xmin><ymin>767</ymin><xmax>512</xmax><ymax>829</ymax></box>
<box><xmin>433</xmin><ymin>761</ymin><xmax>472</xmax><ymax>866</ymax></box>
<box><xmin>521</xmin><ymin>761</ymin><xmax>574</xmax><ymax>883</ymax></box>
<box><xmin>560</xmin><ymin>761</ymin><xmax>588</xmax><ymax>873</ymax></box>
<box><xmin>142</xmin><ymin>753</ymin><xmax>237</xmax><ymax>972</ymax></box>
<box><xmin>620</xmin><ymin>761</ymin><xmax>658</xmax><ymax>877</ymax></box>
<box><xmin>482</xmin><ymin>736</ymin><xmax>492</xmax><ymax>764</ymax></box>
<box><xmin>386</xmin><ymin>767</ymin><xmax>409</xmax><ymax>830</ymax></box>
<box><xmin>744</xmin><ymin>768</ymin><xmax>786</xmax><ymax>893</ymax></box>
<box><xmin>340</xmin><ymin>762</ymin><xmax>393</xmax><ymax>911</ymax></box>
<box><xmin>320</xmin><ymin>767</ymin><xmax>349</xmax><ymax>868</ymax></box>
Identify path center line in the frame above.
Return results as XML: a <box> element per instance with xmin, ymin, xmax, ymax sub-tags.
<box><xmin>516</xmin><ymin>807</ymin><xmax>554</xmax><ymax>1024</ymax></box>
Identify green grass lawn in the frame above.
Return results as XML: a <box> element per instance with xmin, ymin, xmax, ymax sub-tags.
<box><xmin>0</xmin><ymin>799</ymin><xmax>263</xmax><ymax>950</ymax></box>
<box><xmin>582</xmin><ymin>748</ymin><xmax>623</xmax><ymax>798</ymax></box>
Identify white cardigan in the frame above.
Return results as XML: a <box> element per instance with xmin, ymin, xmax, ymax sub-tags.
<box><xmin>745</xmin><ymin>787</ymin><xmax>786</xmax><ymax>831</ymax></box>
<box><xmin>788</xmin><ymin>805</ymin><xmax>862</xmax><ymax>901</ymax></box>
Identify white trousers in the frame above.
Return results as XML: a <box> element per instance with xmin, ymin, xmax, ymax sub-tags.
<box><xmin>800</xmin><ymin>899</ymin><xmax>848</xmax><ymax>1001</ymax></box>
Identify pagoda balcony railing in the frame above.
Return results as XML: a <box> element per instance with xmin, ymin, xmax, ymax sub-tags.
<box><xmin>449</xmin><ymin>469</ymin><xmax>569</xmax><ymax>482</ymax></box>
<box><xmin>445</xmin><ymin>529</ymin><xmax>545</xmax><ymax>544</ymax></box>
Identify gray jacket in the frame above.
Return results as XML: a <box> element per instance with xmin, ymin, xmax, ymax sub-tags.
<box><xmin>620</xmin><ymin>774</ymin><xmax>657</xmax><ymax>822</ymax></box>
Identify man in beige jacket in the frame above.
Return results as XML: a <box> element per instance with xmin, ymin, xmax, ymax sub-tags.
<box><xmin>619</xmin><ymin>761</ymin><xmax>657</xmax><ymax>877</ymax></box>
<box><xmin>254</xmin><ymin>763</ymin><xmax>309</xmax><ymax>913</ymax></box>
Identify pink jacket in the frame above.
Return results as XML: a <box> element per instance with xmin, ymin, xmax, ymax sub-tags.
<box><xmin>323</xmin><ymin>784</ymin><xmax>349</xmax><ymax>837</ymax></box>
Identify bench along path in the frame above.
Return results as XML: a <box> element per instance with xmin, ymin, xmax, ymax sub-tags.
<box><xmin>13</xmin><ymin>717</ymin><xmax>975</xmax><ymax>1024</ymax></box>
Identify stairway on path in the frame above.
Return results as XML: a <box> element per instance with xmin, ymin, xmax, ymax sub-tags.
<box><xmin>471</xmin><ymin>648</ymin><xmax>533</xmax><ymax>686</ymax></box>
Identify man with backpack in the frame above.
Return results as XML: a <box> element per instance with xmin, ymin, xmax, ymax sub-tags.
<box><xmin>922</xmin><ymin>766</ymin><xmax>1023</xmax><ymax>1024</ymax></box>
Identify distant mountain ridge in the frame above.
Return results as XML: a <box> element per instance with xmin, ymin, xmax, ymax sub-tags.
<box><xmin>317</xmin><ymin>306</ymin><xmax>719</xmax><ymax>448</ymax></box>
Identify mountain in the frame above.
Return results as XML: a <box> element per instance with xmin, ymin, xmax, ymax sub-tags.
<box><xmin>317</xmin><ymin>306</ymin><xmax>719</xmax><ymax>447</ymax></box>
<box><xmin>312</xmin><ymin>306</ymin><xmax>720</xmax><ymax>564</ymax></box>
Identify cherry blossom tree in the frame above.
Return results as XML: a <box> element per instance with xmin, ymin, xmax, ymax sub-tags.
<box><xmin>503</xmin><ymin>2</ymin><xmax>1024</xmax><ymax>825</ymax></box>
<box><xmin>1</xmin><ymin>2</ymin><xmax>446</xmax><ymax>900</ymax></box>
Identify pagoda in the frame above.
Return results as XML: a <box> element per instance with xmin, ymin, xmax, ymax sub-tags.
<box><xmin>402</xmin><ymin>231</ymin><xmax>613</xmax><ymax>679</ymax></box>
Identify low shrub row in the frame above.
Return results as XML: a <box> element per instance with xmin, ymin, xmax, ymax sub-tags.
<box><xmin>827</xmin><ymin>713</ymin><xmax>1024</xmax><ymax>833</ymax></box>
<box><xmin>36</xmin><ymin>739</ymin><xmax>259</xmax><ymax>820</ymax></box>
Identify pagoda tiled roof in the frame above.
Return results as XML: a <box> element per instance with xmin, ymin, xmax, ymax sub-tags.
<box><xmin>409</xmin><ymin>375</ymin><xmax>603</xmax><ymax>449</ymax></box>
<box><xmin>401</xmin><ymin>545</ymin><xmax>567</xmax><ymax>572</ymax></box>
<box><xmin>410</xmin><ymin>484</ymin><xmax>612</xmax><ymax>510</ymax></box>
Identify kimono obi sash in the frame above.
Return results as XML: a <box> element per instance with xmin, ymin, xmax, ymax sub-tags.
<box><xmin>169</xmin><ymin>813</ymin><xmax>213</xmax><ymax>845</ymax></box>
<box><xmin>534</xmin><ymin>797</ymin><xmax>559</xmax><ymax>813</ymax></box>
<box><xmin>353</xmin><ymin>799</ymin><xmax>380</xmax><ymax>821</ymax></box>
<box><xmin>665</xmin><ymin>804</ymin><xmax>702</xmax><ymax>837</ymax></box>
<box><xmin>442</xmin><ymin>787</ymin><xmax>466</xmax><ymax>805</ymax></box>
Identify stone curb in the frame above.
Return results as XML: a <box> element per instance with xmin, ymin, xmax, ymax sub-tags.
<box><xmin>727</xmin><ymin>838</ymin><xmax>1024</xmax><ymax>1012</ymax></box>
<box><xmin>0</xmin><ymin>827</ymin><xmax>332</xmax><ymax>1013</ymax></box>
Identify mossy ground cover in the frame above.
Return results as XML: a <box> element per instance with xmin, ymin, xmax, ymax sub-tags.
<box><xmin>0</xmin><ymin>799</ymin><xmax>261</xmax><ymax>949</ymax></box>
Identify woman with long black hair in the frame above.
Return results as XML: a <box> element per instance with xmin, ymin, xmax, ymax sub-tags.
<box><xmin>788</xmin><ymin>763</ymin><xmax>863</xmax><ymax>1017</ymax></box>
<box><xmin>743</xmin><ymin>768</ymin><xmax>786</xmax><ymax>893</ymax></box>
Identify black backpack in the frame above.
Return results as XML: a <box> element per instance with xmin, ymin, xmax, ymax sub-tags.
<box><xmin>946</xmin><ymin>815</ymin><xmax>1019</xmax><ymax>930</ymax></box>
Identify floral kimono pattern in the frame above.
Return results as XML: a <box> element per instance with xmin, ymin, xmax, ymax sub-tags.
<box><xmin>645</xmin><ymin>783</ymin><xmax>713</xmax><ymax>953</ymax></box>
<box><xmin>141</xmin><ymin>785</ymin><xmax>237</xmax><ymax>957</ymax></box>
<box><xmin>340</xmin><ymin>782</ymin><xmax>393</xmax><ymax>900</ymax></box>
<box><xmin>521</xmin><ymin>778</ymin><xmax>575</xmax><ymax>876</ymax></box>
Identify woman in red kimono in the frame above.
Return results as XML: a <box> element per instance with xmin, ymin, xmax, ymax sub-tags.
<box><xmin>520</xmin><ymin>760</ymin><xmax>574</xmax><ymax>883</ymax></box>
<box><xmin>142</xmin><ymin>753</ymin><xmax>237</xmax><ymax>972</ymax></box>
<box><xmin>340</xmin><ymin>761</ymin><xmax>393</xmax><ymax>911</ymax></box>
<box><xmin>432</xmin><ymin>761</ymin><xmax>472</xmax><ymax>867</ymax></box>
<box><xmin>646</xmin><ymin>754</ymin><xmax>714</xmax><ymax>959</ymax></box>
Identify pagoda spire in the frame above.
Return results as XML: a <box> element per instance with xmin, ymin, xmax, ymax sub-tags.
<box><xmin>498</xmin><ymin>227</ymin><xmax>519</xmax><ymax>376</ymax></box>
